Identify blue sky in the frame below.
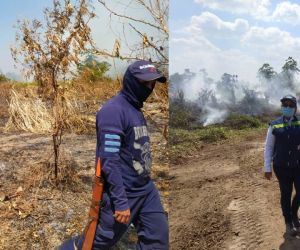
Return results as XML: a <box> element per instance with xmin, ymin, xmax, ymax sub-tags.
<box><xmin>170</xmin><ymin>0</ymin><xmax>300</xmax><ymax>83</ymax></box>
<box><xmin>0</xmin><ymin>0</ymin><xmax>154</xmax><ymax>80</ymax></box>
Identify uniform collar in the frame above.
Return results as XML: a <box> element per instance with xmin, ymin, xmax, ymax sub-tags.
<box><xmin>282</xmin><ymin>115</ymin><xmax>297</xmax><ymax>123</ymax></box>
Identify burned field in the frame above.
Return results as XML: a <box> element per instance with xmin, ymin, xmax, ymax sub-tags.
<box><xmin>0</xmin><ymin>83</ymin><xmax>169</xmax><ymax>249</ymax></box>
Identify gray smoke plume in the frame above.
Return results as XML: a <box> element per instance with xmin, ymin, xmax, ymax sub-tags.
<box><xmin>170</xmin><ymin>58</ymin><xmax>300</xmax><ymax>126</ymax></box>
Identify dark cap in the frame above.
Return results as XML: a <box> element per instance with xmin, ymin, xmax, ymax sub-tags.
<box><xmin>128</xmin><ymin>60</ymin><xmax>167</xmax><ymax>83</ymax></box>
<box><xmin>280</xmin><ymin>94</ymin><xmax>297</xmax><ymax>105</ymax></box>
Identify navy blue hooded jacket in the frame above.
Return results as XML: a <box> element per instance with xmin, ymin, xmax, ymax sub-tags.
<box><xmin>270</xmin><ymin>116</ymin><xmax>300</xmax><ymax>168</ymax></box>
<box><xmin>95</xmin><ymin>69</ymin><xmax>154</xmax><ymax>211</ymax></box>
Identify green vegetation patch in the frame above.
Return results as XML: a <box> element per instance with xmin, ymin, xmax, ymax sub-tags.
<box><xmin>169</xmin><ymin>120</ymin><xmax>267</xmax><ymax>164</ymax></box>
<box><xmin>222</xmin><ymin>114</ymin><xmax>263</xmax><ymax>130</ymax></box>
<box><xmin>169</xmin><ymin>127</ymin><xmax>229</xmax><ymax>164</ymax></box>
<box><xmin>170</xmin><ymin>127</ymin><xmax>228</xmax><ymax>144</ymax></box>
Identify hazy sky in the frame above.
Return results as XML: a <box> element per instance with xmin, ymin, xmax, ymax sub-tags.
<box><xmin>170</xmin><ymin>0</ymin><xmax>300</xmax><ymax>84</ymax></box>
<box><xmin>0</xmin><ymin>1</ymin><xmax>51</xmax><ymax>78</ymax></box>
<box><xmin>0</xmin><ymin>0</ymin><xmax>153</xmax><ymax>80</ymax></box>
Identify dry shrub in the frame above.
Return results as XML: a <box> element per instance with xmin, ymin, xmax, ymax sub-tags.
<box><xmin>68</xmin><ymin>79</ymin><xmax>169</xmax><ymax>141</ymax></box>
<box><xmin>144</xmin><ymin>82</ymin><xmax>169</xmax><ymax>139</ymax></box>
<box><xmin>71</xmin><ymin>78</ymin><xmax>121</xmax><ymax>101</ymax></box>
<box><xmin>58</xmin><ymin>87</ymin><xmax>91</xmax><ymax>133</ymax></box>
<box><xmin>26</xmin><ymin>149</ymin><xmax>81</xmax><ymax>190</ymax></box>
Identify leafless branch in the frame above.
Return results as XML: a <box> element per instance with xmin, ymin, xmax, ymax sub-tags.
<box><xmin>95</xmin><ymin>0</ymin><xmax>168</xmax><ymax>71</ymax></box>
<box><xmin>98</xmin><ymin>0</ymin><xmax>167</xmax><ymax>34</ymax></box>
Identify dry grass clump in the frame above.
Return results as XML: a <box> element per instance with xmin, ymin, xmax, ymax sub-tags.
<box><xmin>0</xmin><ymin>82</ymin><xmax>12</xmax><ymax>104</ymax></box>
<box><xmin>0</xmin><ymin>82</ymin><xmax>13</xmax><ymax>127</ymax></box>
<box><xmin>5</xmin><ymin>87</ymin><xmax>90</xmax><ymax>134</ymax></box>
<box><xmin>5</xmin><ymin>89</ymin><xmax>53</xmax><ymax>133</ymax></box>
<box><xmin>0</xmin><ymin>82</ymin><xmax>13</xmax><ymax>107</ymax></box>
<box><xmin>71</xmin><ymin>78</ymin><xmax>121</xmax><ymax>101</ymax></box>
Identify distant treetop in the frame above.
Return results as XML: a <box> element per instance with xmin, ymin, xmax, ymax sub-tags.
<box><xmin>77</xmin><ymin>54</ymin><xmax>111</xmax><ymax>82</ymax></box>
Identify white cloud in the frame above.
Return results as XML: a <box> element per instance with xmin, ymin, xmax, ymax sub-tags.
<box><xmin>272</xmin><ymin>1</ymin><xmax>300</xmax><ymax>25</ymax></box>
<box><xmin>241</xmin><ymin>26</ymin><xmax>300</xmax><ymax>60</ymax></box>
<box><xmin>195</xmin><ymin>0</ymin><xmax>300</xmax><ymax>25</ymax></box>
<box><xmin>170</xmin><ymin>36</ymin><xmax>259</xmax><ymax>83</ymax></box>
<box><xmin>242</xmin><ymin>26</ymin><xmax>291</xmax><ymax>46</ymax></box>
<box><xmin>186</xmin><ymin>12</ymin><xmax>249</xmax><ymax>38</ymax></box>
<box><xmin>194</xmin><ymin>0</ymin><xmax>271</xmax><ymax>19</ymax></box>
<box><xmin>171</xmin><ymin>10</ymin><xmax>300</xmax><ymax>84</ymax></box>
<box><xmin>172</xmin><ymin>36</ymin><xmax>220</xmax><ymax>52</ymax></box>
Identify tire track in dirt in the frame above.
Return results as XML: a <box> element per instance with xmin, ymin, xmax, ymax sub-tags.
<box><xmin>226</xmin><ymin>181</ymin><xmax>273</xmax><ymax>250</ymax></box>
<box><xmin>170</xmin><ymin>129</ymin><xmax>300</xmax><ymax>250</ymax></box>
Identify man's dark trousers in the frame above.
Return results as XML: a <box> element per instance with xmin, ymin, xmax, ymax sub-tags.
<box><xmin>59</xmin><ymin>187</ymin><xmax>169</xmax><ymax>250</ymax></box>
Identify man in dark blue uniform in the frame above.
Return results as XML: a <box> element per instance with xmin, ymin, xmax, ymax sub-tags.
<box><xmin>92</xmin><ymin>60</ymin><xmax>168</xmax><ymax>249</ymax></box>
<box><xmin>59</xmin><ymin>60</ymin><xmax>168</xmax><ymax>249</ymax></box>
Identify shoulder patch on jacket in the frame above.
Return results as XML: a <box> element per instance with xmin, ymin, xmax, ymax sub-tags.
<box><xmin>102</xmin><ymin>133</ymin><xmax>121</xmax><ymax>154</ymax></box>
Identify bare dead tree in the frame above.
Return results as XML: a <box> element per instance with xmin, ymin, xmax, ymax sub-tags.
<box><xmin>96</xmin><ymin>0</ymin><xmax>168</xmax><ymax>73</ymax></box>
<box><xmin>11</xmin><ymin>0</ymin><xmax>95</xmax><ymax>180</ymax></box>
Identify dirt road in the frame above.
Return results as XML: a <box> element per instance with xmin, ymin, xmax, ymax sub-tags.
<box><xmin>170</xmin><ymin>128</ymin><xmax>300</xmax><ymax>250</ymax></box>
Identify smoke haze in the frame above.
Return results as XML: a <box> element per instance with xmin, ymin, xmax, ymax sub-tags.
<box><xmin>170</xmin><ymin>58</ymin><xmax>300</xmax><ymax>126</ymax></box>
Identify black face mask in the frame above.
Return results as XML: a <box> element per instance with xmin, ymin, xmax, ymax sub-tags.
<box><xmin>137</xmin><ymin>83</ymin><xmax>153</xmax><ymax>103</ymax></box>
<box><xmin>121</xmin><ymin>69</ymin><xmax>154</xmax><ymax>108</ymax></box>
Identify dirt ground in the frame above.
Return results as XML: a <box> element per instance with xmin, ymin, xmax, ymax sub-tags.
<box><xmin>0</xmin><ymin>100</ymin><xmax>168</xmax><ymax>250</ymax></box>
<box><xmin>170</xmin><ymin>128</ymin><xmax>300</xmax><ymax>250</ymax></box>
